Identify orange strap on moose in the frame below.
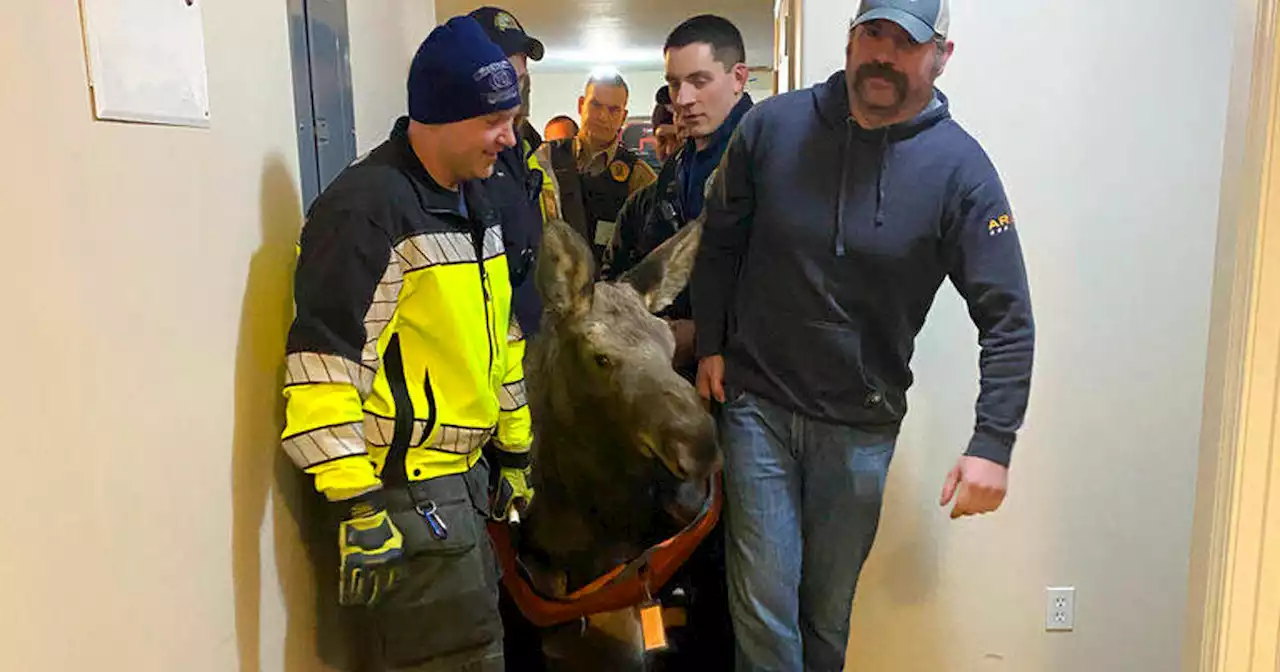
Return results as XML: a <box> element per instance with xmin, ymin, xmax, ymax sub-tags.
<box><xmin>486</xmin><ymin>472</ymin><xmax>723</xmax><ymax>628</ymax></box>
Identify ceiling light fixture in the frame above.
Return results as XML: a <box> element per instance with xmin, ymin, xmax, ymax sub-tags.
<box><xmin>538</xmin><ymin>47</ymin><xmax>665</xmax><ymax>68</ymax></box>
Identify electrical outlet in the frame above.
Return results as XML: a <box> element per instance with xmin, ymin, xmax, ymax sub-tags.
<box><xmin>1046</xmin><ymin>586</ymin><xmax>1075</xmax><ymax>631</ymax></box>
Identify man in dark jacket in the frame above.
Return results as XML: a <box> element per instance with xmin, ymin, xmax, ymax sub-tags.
<box><xmin>471</xmin><ymin>6</ymin><xmax>555</xmax><ymax>338</ymax></box>
<box><xmin>691</xmin><ymin>0</ymin><xmax>1035</xmax><ymax>669</ymax></box>
<box><xmin>603</xmin><ymin>15</ymin><xmax>753</xmax><ymax>379</ymax></box>
<box><xmin>599</xmin><ymin>88</ymin><xmax>676</xmax><ymax>285</ymax></box>
<box><xmin>650</xmin><ymin>85</ymin><xmax>682</xmax><ymax>164</ymax></box>
<box><xmin>545</xmin><ymin>71</ymin><xmax>657</xmax><ymax>264</ymax></box>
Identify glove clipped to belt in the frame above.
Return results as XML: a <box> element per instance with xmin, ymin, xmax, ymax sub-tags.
<box><xmin>336</xmin><ymin>490</ymin><xmax>405</xmax><ymax>607</ymax></box>
<box><xmin>490</xmin><ymin>450</ymin><xmax>535</xmax><ymax>522</ymax></box>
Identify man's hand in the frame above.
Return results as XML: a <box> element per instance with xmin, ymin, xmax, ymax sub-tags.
<box><xmin>489</xmin><ymin>447</ymin><xmax>534</xmax><ymax>522</ymax></box>
<box><xmin>337</xmin><ymin>492</ymin><xmax>405</xmax><ymax>607</ymax></box>
<box><xmin>939</xmin><ymin>455</ymin><xmax>1008</xmax><ymax>519</ymax></box>
<box><xmin>667</xmin><ymin>319</ymin><xmax>697</xmax><ymax>368</ymax></box>
<box><xmin>492</xmin><ymin>465</ymin><xmax>535</xmax><ymax>522</ymax></box>
<box><xmin>696</xmin><ymin>355</ymin><xmax>726</xmax><ymax>405</ymax></box>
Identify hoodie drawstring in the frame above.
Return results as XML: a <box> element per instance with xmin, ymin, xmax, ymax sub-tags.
<box><xmin>874</xmin><ymin>130</ymin><xmax>889</xmax><ymax>228</ymax></box>
<box><xmin>837</xmin><ymin>123</ymin><xmax>891</xmax><ymax>256</ymax></box>
<box><xmin>836</xmin><ymin>119</ymin><xmax>853</xmax><ymax>257</ymax></box>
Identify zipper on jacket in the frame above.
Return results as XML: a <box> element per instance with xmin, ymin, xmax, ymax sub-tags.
<box><xmin>382</xmin><ymin>333</ymin><xmax>415</xmax><ymax>486</ymax></box>
<box><xmin>474</xmin><ymin>230</ymin><xmax>497</xmax><ymax>377</ymax></box>
<box><xmin>432</xmin><ymin>204</ymin><xmax>501</xmax><ymax>380</ymax></box>
<box><xmin>480</xmin><ymin>264</ymin><xmax>496</xmax><ymax>374</ymax></box>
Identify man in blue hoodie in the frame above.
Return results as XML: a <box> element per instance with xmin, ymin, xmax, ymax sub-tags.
<box><xmin>691</xmin><ymin>1</ymin><xmax>1035</xmax><ymax>669</ymax></box>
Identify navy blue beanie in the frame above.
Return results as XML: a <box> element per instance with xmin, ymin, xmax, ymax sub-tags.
<box><xmin>408</xmin><ymin>16</ymin><xmax>522</xmax><ymax>125</ymax></box>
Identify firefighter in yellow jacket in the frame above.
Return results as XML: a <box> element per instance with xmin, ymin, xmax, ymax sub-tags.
<box><xmin>280</xmin><ymin>17</ymin><xmax>531</xmax><ymax>671</ymax></box>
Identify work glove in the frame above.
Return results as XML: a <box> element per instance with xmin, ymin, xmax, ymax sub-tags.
<box><xmin>490</xmin><ymin>451</ymin><xmax>535</xmax><ymax>522</ymax></box>
<box><xmin>336</xmin><ymin>490</ymin><xmax>404</xmax><ymax>607</ymax></box>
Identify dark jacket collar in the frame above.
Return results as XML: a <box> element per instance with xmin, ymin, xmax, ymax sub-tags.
<box><xmin>681</xmin><ymin>92</ymin><xmax>755</xmax><ymax>162</ymax></box>
<box><xmin>664</xmin><ymin>93</ymin><xmax>756</xmax><ymax>216</ymax></box>
<box><xmin>519</xmin><ymin>119</ymin><xmax>543</xmax><ymax>157</ymax></box>
<box><xmin>390</xmin><ymin>116</ymin><xmax>496</xmax><ymax>225</ymax></box>
<box><xmin>814</xmin><ymin>70</ymin><xmax>950</xmax><ymax>141</ymax></box>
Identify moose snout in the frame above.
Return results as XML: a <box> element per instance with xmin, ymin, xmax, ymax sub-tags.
<box><xmin>648</xmin><ymin>386</ymin><xmax>719</xmax><ymax>481</ymax></box>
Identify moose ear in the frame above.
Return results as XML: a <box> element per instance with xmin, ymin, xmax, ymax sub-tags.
<box><xmin>619</xmin><ymin>217</ymin><xmax>702</xmax><ymax>314</ymax></box>
<box><xmin>537</xmin><ymin>219</ymin><xmax>596</xmax><ymax>320</ymax></box>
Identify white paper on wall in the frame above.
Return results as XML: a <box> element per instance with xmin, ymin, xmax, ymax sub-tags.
<box><xmin>79</xmin><ymin>0</ymin><xmax>211</xmax><ymax>127</ymax></box>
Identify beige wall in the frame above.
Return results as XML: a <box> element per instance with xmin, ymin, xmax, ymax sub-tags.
<box><xmin>347</xmin><ymin>0</ymin><xmax>438</xmax><ymax>153</ymax></box>
<box><xmin>0</xmin><ymin>0</ymin><xmax>427</xmax><ymax>669</ymax></box>
<box><xmin>790</xmin><ymin>0</ymin><xmax>1241</xmax><ymax>670</ymax></box>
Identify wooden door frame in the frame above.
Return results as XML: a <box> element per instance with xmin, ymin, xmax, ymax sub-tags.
<box><xmin>1184</xmin><ymin>0</ymin><xmax>1280</xmax><ymax>669</ymax></box>
<box><xmin>772</xmin><ymin>0</ymin><xmax>803</xmax><ymax>94</ymax></box>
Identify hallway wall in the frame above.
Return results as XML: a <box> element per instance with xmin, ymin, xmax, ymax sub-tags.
<box><xmin>348</xmin><ymin>0</ymin><xmax>438</xmax><ymax>153</ymax></box>
<box><xmin>0</xmin><ymin>0</ymin><xmax>430</xmax><ymax>669</ymax></box>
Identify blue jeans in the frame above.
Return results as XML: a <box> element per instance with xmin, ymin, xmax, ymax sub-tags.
<box><xmin>720</xmin><ymin>390</ymin><xmax>897</xmax><ymax>672</ymax></box>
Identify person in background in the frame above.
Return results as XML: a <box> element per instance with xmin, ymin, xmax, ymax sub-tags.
<box><xmin>651</xmin><ymin>85</ymin><xmax>683</xmax><ymax>164</ymax></box>
<box><xmin>598</xmin><ymin>21</ymin><xmax>754</xmax><ymax>667</ymax></box>
<box><xmin>470</xmin><ymin>6</ymin><xmax>558</xmax><ymax>340</ymax></box>
<box><xmin>599</xmin><ymin>84</ymin><xmax>681</xmax><ymax>295</ymax></box>
<box><xmin>544</xmin><ymin>71</ymin><xmax>657</xmax><ymax>264</ymax></box>
<box><xmin>603</xmin><ymin>14</ymin><xmax>753</xmax><ymax>382</ymax></box>
<box><xmin>280</xmin><ymin>16</ymin><xmax>534</xmax><ymax>672</ymax></box>
<box><xmin>692</xmin><ymin>0</ymin><xmax>1035</xmax><ymax>669</ymax></box>
<box><xmin>467</xmin><ymin>11</ymin><xmax>559</xmax><ymax>666</ymax></box>
<box><xmin>543</xmin><ymin>114</ymin><xmax>578</xmax><ymax>142</ymax></box>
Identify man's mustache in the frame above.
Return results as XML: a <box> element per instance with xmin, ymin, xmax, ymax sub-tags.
<box><xmin>854</xmin><ymin>62</ymin><xmax>908</xmax><ymax>101</ymax></box>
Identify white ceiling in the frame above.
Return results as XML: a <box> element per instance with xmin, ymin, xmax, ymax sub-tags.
<box><xmin>434</xmin><ymin>0</ymin><xmax>775</xmax><ymax>72</ymax></box>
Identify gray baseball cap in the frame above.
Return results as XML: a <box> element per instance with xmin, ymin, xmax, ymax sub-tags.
<box><xmin>852</xmin><ymin>0</ymin><xmax>951</xmax><ymax>44</ymax></box>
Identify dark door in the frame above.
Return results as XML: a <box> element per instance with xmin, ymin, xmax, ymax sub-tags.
<box><xmin>287</xmin><ymin>0</ymin><xmax>357</xmax><ymax>208</ymax></box>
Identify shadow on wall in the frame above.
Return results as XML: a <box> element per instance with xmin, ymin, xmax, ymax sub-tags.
<box><xmin>231</xmin><ymin>154</ymin><xmax>364</xmax><ymax>671</ymax></box>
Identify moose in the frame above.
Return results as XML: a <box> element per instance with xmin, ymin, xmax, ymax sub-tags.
<box><xmin>494</xmin><ymin>217</ymin><xmax>732</xmax><ymax>671</ymax></box>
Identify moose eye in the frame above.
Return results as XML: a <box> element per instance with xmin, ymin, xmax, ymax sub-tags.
<box><xmin>594</xmin><ymin>354</ymin><xmax>612</xmax><ymax>368</ymax></box>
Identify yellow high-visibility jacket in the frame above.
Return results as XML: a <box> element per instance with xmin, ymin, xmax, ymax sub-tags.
<box><xmin>505</xmin><ymin>119</ymin><xmax>558</xmax><ymax>224</ymax></box>
<box><xmin>282</xmin><ymin>117</ymin><xmax>532</xmax><ymax>502</ymax></box>
<box><xmin>528</xmin><ymin>138</ymin><xmax>559</xmax><ymax>223</ymax></box>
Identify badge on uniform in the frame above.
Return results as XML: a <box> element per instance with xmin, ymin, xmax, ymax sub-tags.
<box><xmin>609</xmin><ymin>160</ymin><xmax>631</xmax><ymax>183</ymax></box>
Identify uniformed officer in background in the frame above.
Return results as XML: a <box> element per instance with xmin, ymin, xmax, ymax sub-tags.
<box><xmin>544</xmin><ymin>70</ymin><xmax>657</xmax><ymax>266</ymax></box>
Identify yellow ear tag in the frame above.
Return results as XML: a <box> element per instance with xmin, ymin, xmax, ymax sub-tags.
<box><xmin>640</xmin><ymin>600</ymin><xmax>668</xmax><ymax>652</ymax></box>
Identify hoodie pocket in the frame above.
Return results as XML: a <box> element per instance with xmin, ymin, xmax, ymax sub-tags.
<box><xmin>801</xmin><ymin>320</ymin><xmax>903</xmax><ymax>421</ymax></box>
<box><xmin>803</xmin><ymin>321</ymin><xmax>877</xmax><ymax>400</ymax></box>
